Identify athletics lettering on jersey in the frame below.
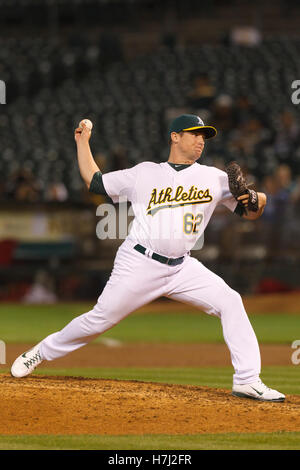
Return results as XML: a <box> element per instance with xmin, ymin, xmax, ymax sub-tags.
<box><xmin>146</xmin><ymin>185</ymin><xmax>213</xmax><ymax>215</ymax></box>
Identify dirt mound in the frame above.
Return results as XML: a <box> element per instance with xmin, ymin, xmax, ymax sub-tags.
<box><xmin>1</xmin><ymin>374</ymin><xmax>299</xmax><ymax>435</ymax></box>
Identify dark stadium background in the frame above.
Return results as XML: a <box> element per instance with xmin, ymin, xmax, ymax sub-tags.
<box><xmin>1</xmin><ymin>0</ymin><xmax>300</xmax><ymax>303</ymax></box>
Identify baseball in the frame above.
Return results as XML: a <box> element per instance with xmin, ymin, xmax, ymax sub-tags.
<box><xmin>79</xmin><ymin>119</ymin><xmax>93</xmax><ymax>130</ymax></box>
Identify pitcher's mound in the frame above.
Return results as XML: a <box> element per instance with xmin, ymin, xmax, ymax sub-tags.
<box><xmin>1</xmin><ymin>375</ymin><xmax>299</xmax><ymax>435</ymax></box>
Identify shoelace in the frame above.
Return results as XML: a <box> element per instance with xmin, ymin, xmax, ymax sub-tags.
<box><xmin>257</xmin><ymin>380</ymin><xmax>271</xmax><ymax>392</ymax></box>
<box><xmin>23</xmin><ymin>351</ymin><xmax>42</xmax><ymax>369</ymax></box>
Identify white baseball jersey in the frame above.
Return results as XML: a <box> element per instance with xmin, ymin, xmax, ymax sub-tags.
<box><xmin>102</xmin><ymin>161</ymin><xmax>238</xmax><ymax>258</ymax></box>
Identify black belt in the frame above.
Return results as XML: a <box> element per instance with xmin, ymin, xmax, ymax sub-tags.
<box><xmin>134</xmin><ymin>244</ymin><xmax>184</xmax><ymax>266</ymax></box>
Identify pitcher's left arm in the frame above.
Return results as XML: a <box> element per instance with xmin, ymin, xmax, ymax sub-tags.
<box><xmin>237</xmin><ymin>192</ymin><xmax>267</xmax><ymax>220</ymax></box>
<box><xmin>225</xmin><ymin>161</ymin><xmax>266</xmax><ymax>220</ymax></box>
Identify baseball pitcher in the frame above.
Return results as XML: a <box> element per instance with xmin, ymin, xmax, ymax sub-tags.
<box><xmin>11</xmin><ymin>114</ymin><xmax>285</xmax><ymax>402</ymax></box>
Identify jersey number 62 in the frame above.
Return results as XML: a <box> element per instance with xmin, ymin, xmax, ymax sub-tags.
<box><xmin>183</xmin><ymin>213</ymin><xmax>203</xmax><ymax>234</ymax></box>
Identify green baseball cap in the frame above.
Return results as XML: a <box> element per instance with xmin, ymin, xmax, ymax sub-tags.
<box><xmin>168</xmin><ymin>114</ymin><xmax>217</xmax><ymax>139</ymax></box>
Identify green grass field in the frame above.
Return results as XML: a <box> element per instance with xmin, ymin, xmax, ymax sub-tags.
<box><xmin>0</xmin><ymin>302</ymin><xmax>299</xmax><ymax>450</ymax></box>
<box><xmin>0</xmin><ymin>432</ymin><xmax>300</xmax><ymax>450</ymax></box>
<box><xmin>0</xmin><ymin>303</ymin><xmax>298</xmax><ymax>343</ymax></box>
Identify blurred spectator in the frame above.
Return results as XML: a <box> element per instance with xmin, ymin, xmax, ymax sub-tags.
<box><xmin>230</xmin><ymin>26</ymin><xmax>262</xmax><ymax>47</ymax></box>
<box><xmin>5</xmin><ymin>169</ymin><xmax>41</xmax><ymax>202</ymax></box>
<box><xmin>23</xmin><ymin>270</ymin><xmax>57</xmax><ymax>304</ymax></box>
<box><xmin>261</xmin><ymin>174</ymin><xmax>281</xmax><ymax>223</ymax></box>
<box><xmin>273</xmin><ymin>163</ymin><xmax>297</xmax><ymax>223</ymax></box>
<box><xmin>94</xmin><ymin>151</ymin><xmax>109</xmax><ymax>173</ymax></box>
<box><xmin>260</xmin><ymin>166</ymin><xmax>296</xmax><ymax>251</ymax></box>
<box><xmin>211</xmin><ymin>94</ymin><xmax>236</xmax><ymax>135</ymax></box>
<box><xmin>110</xmin><ymin>145</ymin><xmax>129</xmax><ymax>171</ymax></box>
<box><xmin>259</xmin><ymin>174</ymin><xmax>283</xmax><ymax>253</ymax></box>
<box><xmin>275</xmin><ymin>163</ymin><xmax>295</xmax><ymax>195</ymax></box>
<box><xmin>45</xmin><ymin>180</ymin><xmax>69</xmax><ymax>202</ymax></box>
<box><xmin>234</xmin><ymin>96</ymin><xmax>257</xmax><ymax>124</ymax></box>
<box><xmin>165</xmin><ymin>107</ymin><xmax>191</xmax><ymax>123</ymax></box>
<box><xmin>274</xmin><ymin>110</ymin><xmax>300</xmax><ymax>158</ymax></box>
<box><xmin>186</xmin><ymin>74</ymin><xmax>216</xmax><ymax>110</ymax></box>
<box><xmin>290</xmin><ymin>175</ymin><xmax>300</xmax><ymax>204</ymax></box>
<box><xmin>228</xmin><ymin>118</ymin><xmax>267</xmax><ymax>157</ymax></box>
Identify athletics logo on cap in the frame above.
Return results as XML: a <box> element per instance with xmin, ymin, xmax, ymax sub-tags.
<box><xmin>168</xmin><ymin>114</ymin><xmax>217</xmax><ymax>140</ymax></box>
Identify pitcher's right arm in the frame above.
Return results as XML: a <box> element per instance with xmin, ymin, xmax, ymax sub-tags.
<box><xmin>74</xmin><ymin>123</ymin><xmax>100</xmax><ymax>189</ymax></box>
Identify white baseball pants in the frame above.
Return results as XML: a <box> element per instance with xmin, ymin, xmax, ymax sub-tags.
<box><xmin>40</xmin><ymin>238</ymin><xmax>261</xmax><ymax>385</ymax></box>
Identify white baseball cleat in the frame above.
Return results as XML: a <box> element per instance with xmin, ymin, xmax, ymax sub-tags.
<box><xmin>11</xmin><ymin>343</ymin><xmax>43</xmax><ymax>378</ymax></box>
<box><xmin>232</xmin><ymin>379</ymin><xmax>285</xmax><ymax>402</ymax></box>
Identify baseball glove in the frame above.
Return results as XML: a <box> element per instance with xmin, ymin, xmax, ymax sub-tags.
<box><xmin>225</xmin><ymin>162</ymin><xmax>259</xmax><ymax>213</ymax></box>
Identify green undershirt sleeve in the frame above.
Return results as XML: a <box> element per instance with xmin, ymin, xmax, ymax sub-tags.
<box><xmin>89</xmin><ymin>171</ymin><xmax>107</xmax><ymax>195</ymax></box>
